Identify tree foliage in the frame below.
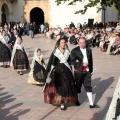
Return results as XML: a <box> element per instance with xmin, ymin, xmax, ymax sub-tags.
<box><xmin>55</xmin><ymin>0</ymin><xmax>120</xmax><ymax>14</ymax></box>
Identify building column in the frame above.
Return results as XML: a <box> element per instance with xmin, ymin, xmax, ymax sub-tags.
<box><xmin>5</xmin><ymin>11</ymin><xmax>10</xmax><ymax>22</ymax></box>
<box><xmin>0</xmin><ymin>11</ymin><xmax>2</xmax><ymax>23</ymax></box>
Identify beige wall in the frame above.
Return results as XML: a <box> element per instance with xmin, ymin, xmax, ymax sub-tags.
<box><xmin>24</xmin><ymin>0</ymin><xmax>50</xmax><ymax>23</ymax></box>
<box><xmin>0</xmin><ymin>0</ymin><xmax>50</xmax><ymax>24</ymax></box>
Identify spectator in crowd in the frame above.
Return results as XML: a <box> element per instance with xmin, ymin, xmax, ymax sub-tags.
<box><xmin>106</xmin><ymin>25</ymin><xmax>112</xmax><ymax>32</ymax></box>
<box><xmin>69</xmin><ymin>22</ymin><xmax>75</xmax><ymax>29</ymax></box>
<box><xmin>29</xmin><ymin>23</ymin><xmax>34</xmax><ymax>39</ymax></box>
<box><xmin>115</xmin><ymin>23</ymin><xmax>120</xmax><ymax>31</ymax></box>
<box><xmin>4</xmin><ymin>27</ymin><xmax>11</xmax><ymax>39</ymax></box>
<box><xmin>77</xmin><ymin>22</ymin><xmax>82</xmax><ymax>29</ymax></box>
<box><xmin>40</xmin><ymin>23</ymin><xmax>44</xmax><ymax>34</ymax></box>
<box><xmin>110</xmin><ymin>33</ymin><xmax>120</xmax><ymax>55</ymax></box>
<box><xmin>9</xmin><ymin>29</ymin><xmax>21</xmax><ymax>50</ymax></box>
<box><xmin>105</xmin><ymin>33</ymin><xmax>116</xmax><ymax>54</ymax></box>
<box><xmin>25</xmin><ymin>23</ymin><xmax>30</xmax><ymax>36</ymax></box>
<box><xmin>83</xmin><ymin>22</ymin><xmax>88</xmax><ymax>29</ymax></box>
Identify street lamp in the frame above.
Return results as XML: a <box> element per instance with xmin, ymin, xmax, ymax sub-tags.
<box><xmin>102</xmin><ymin>4</ymin><xmax>107</xmax><ymax>28</ymax></box>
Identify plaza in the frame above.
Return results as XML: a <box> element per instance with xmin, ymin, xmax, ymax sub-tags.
<box><xmin>0</xmin><ymin>34</ymin><xmax>120</xmax><ymax>120</ymax></box>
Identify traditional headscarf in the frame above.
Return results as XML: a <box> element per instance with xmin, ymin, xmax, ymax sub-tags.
<box><xmin>53</xmin><ymin>35</ymin><xmax>70</xmax><ymax>53</ymax></box>
<box><xmin>0</xmin><ymin>30</ymin><xmax>10</xmax><ymax>49</ymax></box>
<box><xmin>31</xmin><ymin>48</ymin><xmax>44</xmax><ymax>68</ymax></box>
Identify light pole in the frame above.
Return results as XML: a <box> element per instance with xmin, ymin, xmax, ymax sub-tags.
<box><xmin>102</xmin><ymin>4</ymin><xmax>107</xmax><ymax>28</ymax></box>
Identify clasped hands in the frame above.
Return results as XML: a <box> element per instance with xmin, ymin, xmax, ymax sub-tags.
<box><xmin>76</xmin><ymin>59</ymin><xmax>88</xmax><ymax>67</ymax></box>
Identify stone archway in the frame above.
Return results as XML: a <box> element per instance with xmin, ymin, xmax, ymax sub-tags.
<box><xmin>1</xmin><ymin>3</ymin><xmax>9</xmax><ymax>26</ymax></box>
<box><xmin>30</xmin><ymin>7</ymin><xmax>44</xmax><ymax>25</ymax></box>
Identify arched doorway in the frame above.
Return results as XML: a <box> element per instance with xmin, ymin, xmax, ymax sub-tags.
<box><xmin>1</xmin><ymin>3</ymin><xmax>9</xmax><ymax>26</ymax></box>
<box><xmin>30</xmin><ymin>7</ymin><xmax>44</xmax><ymax>25</ymax></box>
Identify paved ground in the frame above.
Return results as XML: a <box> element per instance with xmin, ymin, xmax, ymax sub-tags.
<box><xmin>0</xmin><ymin>34</ymin><xmax>120</xmax><ymax>120</ymax></box>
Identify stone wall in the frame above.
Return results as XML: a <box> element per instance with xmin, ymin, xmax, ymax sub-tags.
<box><xmin>0</xmin><ymin>0</ymin><xmax>12</xmax><ymax>23</ymax></box>
<box><xmin>24</xmin><ymin>0</ymin><xmax>50</xmax><ymax>23</ymax></box>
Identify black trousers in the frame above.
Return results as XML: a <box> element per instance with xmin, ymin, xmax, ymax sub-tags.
<box><xmin>103</xmin><ymin>41</ymin><xmax>109</xmax><ymax>50</ymax></box>
<box><xmin>110</xmin><ymin>45</ymin><xmax>117</xmax><ymax>53</ymax></box>
<box><xmin>74</xmin><ymin>71</ymin><xmax>92</xmax><ymax>93</ymax></box>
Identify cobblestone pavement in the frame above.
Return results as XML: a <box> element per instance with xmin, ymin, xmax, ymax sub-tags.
<box><xmin>0</xmin><ymin>34</ymin><xmax>120</xmax><ymax>120</ymax></box>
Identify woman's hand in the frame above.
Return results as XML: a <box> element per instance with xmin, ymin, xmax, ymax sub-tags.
<box><xmin>76</xmin><ymin>59</ymin><xmax>79</xmax><ymax>62</ymax></box>
<box><xmin>46</xmin><ymin>74</ymin><xmax>52</xmax><ymax>83</ymax></box>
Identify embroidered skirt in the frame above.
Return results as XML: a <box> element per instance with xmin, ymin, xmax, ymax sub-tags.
<box><xmin>0</xmin><ymin>42</ymin><xmax>11</xmax><ymax>66</ymax></box>
<box><xmin>44</xmin><ymin>63</ymin><xmax>78</xmax><ymax>104</ymax></box>
<box><xmin>33</xmin><ymin>61</ymin><xmax>46</xmax><ymax>83</ymax></box>
<box><xmin>13</xmin><ymin>49</ymin><xmax>29</xmax><ymax>70</ymax></box>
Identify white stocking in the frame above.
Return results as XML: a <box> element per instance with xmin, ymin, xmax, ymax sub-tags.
<box><xmin>87</xmin><ymin>92</ymin><xmax>94</xmax><ymax>106</ymax></box>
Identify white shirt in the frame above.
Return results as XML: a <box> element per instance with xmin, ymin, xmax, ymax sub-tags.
<box><xmin>116</xmin><ymin>25</ymin><xmax>120</xmax><ymax>30</ymax></box>
<box><xmin>109</xmin><ymin>37</ymin><xmax>116</xmax><ymax>45</ymax></box>
<box><xmin>80</xmin><ymin>47</ymin><xmax>88</xmax><ymax>63</ymax></box>
<box><xmin>106</xmin><ymin>27</ymin><xmax>112</xmax><ymax>32</ymax></box>
<box><xmin>54</xmin><ymin>30</ymin><xmax>60</xmax><ymax>35</ymax></box>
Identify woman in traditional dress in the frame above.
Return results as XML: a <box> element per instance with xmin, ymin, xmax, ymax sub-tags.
<box><xmin>0</xmin><ymin>30</ymin><xmax>11</xmax><ymax>68</ymax></box>
<box><xmin>10</xmin><ymin>37</ymin><xmax>29</xmax><ymax>75</ymax></box>
<box><xmin>44</xmin><ymin>37</ymin><xmax>78</xmax><ymax>110</ymax></box>
<box><xmin>28</xmin><ymin>48</ymin><xmax>46</xmax><ymax>85</ymax></box>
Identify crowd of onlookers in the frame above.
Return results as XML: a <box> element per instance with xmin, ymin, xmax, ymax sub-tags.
<box><xmin>45</xmin><ymin>21</ymin><xmax>120</xmax><ymax>55</ymax></box>
<box><xmin>0</xmin><ymin>21</ymin><xmax>44</xmax><ymax>39</ymax></box>
<box><xmin>1</xmin><ymin>20</ymin><xmax>120</xmax><ymax>56</ymax></box>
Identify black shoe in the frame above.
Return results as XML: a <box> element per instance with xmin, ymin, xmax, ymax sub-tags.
<box><xmin>110</xmin><ymin>52</ymin><xmax>114</xmax><ymax>55</ymax></box>
<box><xmin>90</xmin><ymin>104</ymin><xmax>100</xmax><ymax>108</ymax></box>
<box><xmin>19</xmin><ymin>72</ymin><xmax>23</xmax><ymax>75</ymax></box>
<box><xmin>4</xmin><ymin>65</ymin><xmax>7</xmax><ymax>68</ymax></box>
<box><xmin>60</xmin><ymin>105</ymin><xmax>67</xmax><ymax>110</ymax></box>
<box><xmin>76</xmin><ymin>101</ymin><xmax>80</xmax><ymax>106</ymax></box>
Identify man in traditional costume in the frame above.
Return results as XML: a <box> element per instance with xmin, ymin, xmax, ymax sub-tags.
<box><xmin>70</xmin><ymin>37</ymin><xmax>99</xmax><ymax>108</ymax></box>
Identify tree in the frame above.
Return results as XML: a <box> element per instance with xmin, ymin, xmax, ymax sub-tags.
<box><xmin>114</xmin><ymin>1</ymin><xmax>120</xmax><ymax>17</ymax></box>
<box><xmin>55</xmin><ymin>0</ymin><xmax>120</xmax><ymax>15</ymax></box>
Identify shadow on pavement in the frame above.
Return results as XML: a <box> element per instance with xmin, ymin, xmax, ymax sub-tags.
<box><xmin>91</xmin><ymin>97</ymin><xmax>112</xmax><ymax>120</ymax></box>
<box><xmin>93</xmin><ymin>77</ymin><xmax>115</xmax><ymax>105</ymax></box>
<box><xmin>0</xmin><ymin>84</ymin><xmax>30</xmax><ymax>120</ymax></box>
<box><xmin>78</xmin><ymin>77</ymin><xmax>115</xmax><ymax>105</ymax></box>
